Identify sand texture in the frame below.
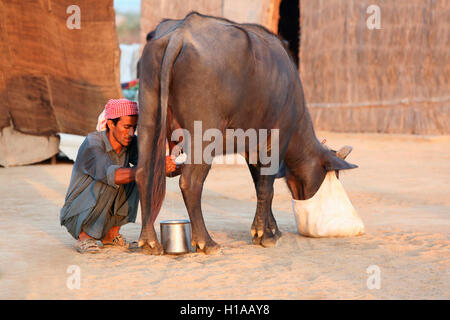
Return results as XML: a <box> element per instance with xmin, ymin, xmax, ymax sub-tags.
<box><xmin>0</xmin><ymin>132</ymin><xmax>448</xmax><ymax>299</ymax></box>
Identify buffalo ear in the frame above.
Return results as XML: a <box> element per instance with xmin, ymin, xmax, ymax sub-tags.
<box><xmin>323</xmin><ymin>151</ymin><xmax>358</xmax><ymax>171</ymax></box>
<box><xmin>336</xmin><ymin>145</ymin><xmax>353</xmax><ymax>160</ymax></box>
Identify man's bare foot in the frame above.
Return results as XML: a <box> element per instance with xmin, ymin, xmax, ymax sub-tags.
<box><xmin>101</xmin><ymin>226</ymin><xmax>120</xmax><ymax>244</ymax></box>
<box><xmin>102</xmin><ymin>234</ymin><xmax>129</xmax><ymax>247</ymax></box>
<box><xmin>76</xmin><ymin>231</ymin><xmax>100</xmax><ymax>253</ymax></box>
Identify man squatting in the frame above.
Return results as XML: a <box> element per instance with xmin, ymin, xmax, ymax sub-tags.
<box><xmin>60</xmin><ymin>98</ymin><xmax>180</xmax><ymax>253</ymax></box>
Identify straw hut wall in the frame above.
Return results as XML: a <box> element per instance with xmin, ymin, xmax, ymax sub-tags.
<box><xmin>140</xmin><ymin>0</ymin><xmax>449</xmax><ymax>135</ymax></box>
<box><xmin>302</xmin><ymin>0</ymin><xmax>449</xmax><ymax>134</ymax></box>
<box><xmin>140</xmin><ymin>0</ymin><xmax>282</xmax><ymax>43</ymax></box>
<box><xmin>0</xmin><ymin>0</ymin><xmax>121</xmax><ymax>166</ymax></box>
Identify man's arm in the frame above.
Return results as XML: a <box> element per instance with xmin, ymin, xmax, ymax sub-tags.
<box><xmin>77</xmin><ymin>139</ymin><xmax>122</xmax><ymax>188</ymax></box>
<box><xmin>114</xmin><ymin>156</ymin><xmax>178</xmax><ymax>185</ymax></box>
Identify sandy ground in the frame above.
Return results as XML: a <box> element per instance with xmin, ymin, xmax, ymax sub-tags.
<box><xmin>0</xmin><ymin>131</ymin><xmax>449</xmax><ymax>300</ymax></box>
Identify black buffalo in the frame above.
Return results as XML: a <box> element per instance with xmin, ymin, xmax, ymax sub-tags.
<box><xmin>136</xmin><ymin>12</ymin><xmax>356</xmax><ymax>254</ymax></box>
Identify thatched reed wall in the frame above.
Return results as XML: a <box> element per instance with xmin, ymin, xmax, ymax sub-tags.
<box><xmin>141</xmin><ymin>0</ymin><xmax>449</xmax><ymax>135</ymax></box>
<box><xmin>301</xmin><ymin>0</ymin><xmax>450</xmax><ymax>134</ymax></box>
<box><xmin>140</xmin><ymin>0</ymin><xmax>281</xmax><ymax>43</ymax></box>
<box><xmin>0</xmin><ymin>0</ymin><xmax>121</xmax><ymax>137</ymax></box>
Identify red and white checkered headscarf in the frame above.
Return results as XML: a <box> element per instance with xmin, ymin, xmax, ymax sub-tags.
<box><xmin>96</xmin><ymin>99</ymin><xmax>139</xmax><ymax>131</ymax></box>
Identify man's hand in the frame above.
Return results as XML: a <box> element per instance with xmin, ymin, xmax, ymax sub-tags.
<box><xmin>165</xmin><ymin>155</ymin><xmax>177</xmax><ymax>174</ymax></box>
<box><xmin>114</xmin><ymin>157</ymin><xmax>178</xmax><ymax>185</ymax></box>
<box><xmin>114</xmin><ymin>167</ymin><xmax>137</xmax><ymax>185</ymax></box>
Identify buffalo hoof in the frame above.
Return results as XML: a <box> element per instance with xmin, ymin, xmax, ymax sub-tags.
<box><xmin>261</xmin><ymin>231</ymin><xmax>281</xmax><ymax>248</ymax></box>
<box><xmin>251</xmin><ymin>229</ymin><xmax>281</xmax><ymax>247</ymax></box>
<box><xmin>192</xmin><ymin>239</ymin><xmax>221</xmax><ymax>255</ymax></box>
<box><xmin>138</xmin><ymin>240</ymin><xmax>163</xmax><ymax>255</ymax></box>
<box><xmin>251</xmin><ymin>228</ymin><xmax>264</xmax><ymax>245</ymax></box>
<box><xmin>252</xmin><ymin>236</ymin><xmax>262</xmax><ymax>245</ymax></box>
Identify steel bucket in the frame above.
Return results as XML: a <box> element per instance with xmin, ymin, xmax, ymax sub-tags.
<box><xmin>160</xmin><ymin>219</ymin><xmax>192</xmax><ymax>254</ymax></box>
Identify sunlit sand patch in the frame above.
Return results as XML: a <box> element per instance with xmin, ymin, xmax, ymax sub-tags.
<box><xmin>42</xmin><ymin>166</ymin><xmax>72</xmax><ymax>187</ymax></box>
<box><xmin>22</xmin><ymin>178</ymin><xmax>65</xmax><ymax>207</ymax></box>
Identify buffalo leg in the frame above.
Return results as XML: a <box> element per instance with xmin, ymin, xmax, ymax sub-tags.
<box><xmin>135</xmin><ymin>124</ymin><xmax>164</xmax><ymax>255</ymax></box>
<box><xmin>245</xmin><ymin>158</ymin><xmax>278</xmax><ymax>247</ymax></box>
<box><xmin>246</xmin><ymin>161</ymin><xmax>281</xmax><ymax>246</ymax></box>
<box><xmin>179</xmin><ymin>163</ymin><xmax>220</xmax><ymax>254</ymax></box>
<box><xmin>255</xmin><ymin>174</ymin><xmax>278</xmax><ymax>247</ymax></box>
